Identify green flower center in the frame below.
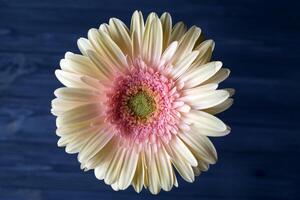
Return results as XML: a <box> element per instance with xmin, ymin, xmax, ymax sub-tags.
<box><xmin>127</xmin><ymin>90</ymin><xmax>156</xmax><ymax>119</ymax></box>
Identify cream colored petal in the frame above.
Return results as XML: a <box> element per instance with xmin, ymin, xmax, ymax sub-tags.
<box><xmin>186</xmin><ymin>110</ymin><xmax>228</xmax><ymax>134</ymax></box>
<box><xmin>88</xmin><ymin>28</ymin><xmax>128</xmax><ymax>71</ymax></box>
<box><xmin>55</xmin><ymin>70</ymin><xmax>92</xmax><ymax>89</ymax></box>
<box><xmin>131</xmin><ymin>30</ymin><xmax>140</xmax><ymax>58</ymax></box>
<box><xmin>170</xmin><ymin>22</ymin><xmax>187</xmax><ymax>42</ymax></box>
<box><xmin>182</xmin><ymin>83</ymin><xmax>218</xmax><ymax>96</ymax></box>
<box><xmin>142</xmin><ymin>12</ymin><xmax>156</xmax><ymax>60</ymax></box>
<box><xmin>82</xmin><ymin>137</ymin><xmax>116</xmax><ymax>170</ymax></box>
<box><xmin>171</xmin><ymin>154</ymin><xmax>194</xmax><ymax>183</ymax></box>
<box><xmin>54</xmin><ymin>87</ymin><xmax>101</xmax><ymax>102</ymax></box>
<box><xmin>104</xmin><ymin>148</ymin><xmax>126</xmax><ymax>185</ymax></box>
<box><xmin>108</xmin><ymin>18</ymin><xmax>132</xmax><ymax>57</ymax></box>
<box><xmin>63</xmin><ymin>125</ymin><xmax>102</xmax><ymax>154</ymax></box>
<box><xmin>143</xmin><ymin>152</ymin><xmax>149</xmax><ymax>189</ymax></box>
<box><xmin>197</xmin><ymin>159</ymin><xmax>210</xmax><ymax>172</ymax></box>
<box><xmin>180</xmin><ymin>61</ymin><xmax>222</xmax><ymax>88</ymax></box>
<box><xmin>99</xmin><ymin>23</ymin><xmax>109</xmax><ymax>33</ymax></box>
<box><xmin>56</xmin><ymin>121</ymin><xmax>94</xmax><ymax>136</ymax></box>
<box><xmin>132</xmin><ymin>153</ymin><xmax>144</xmax><ymax>193</ymax></box>
<box><xmin>160</xmin><ymin>12</ymin><xmax>172</xmax><ymax>50</ymax></box>
<box><xmin>111</xmin><ymin>182</ymin><xmax>120</xmax><ymax>191</ymax></box>
<box><xmin>176</xmin><ymin>104</ymin><xmax>191</xmax><ymax>113</ymax></box>
<box><xmin>77</xmin><ymin>37</ymin><xmax>93</xmax><ymax>56</ymax></box>
<box><xmin>155</xmin><ymin>146</ymin><xmax>174</xmax><ymax>191</ymax></box>
<box><xmin>56</xmin><ymin>103</ymin><xmax>101</xmax><ymax>127</ymax></box>
<box><xmin>80</xmin><ymin>76</ymin><xmax>105</xmax><ymax>90</ymax></box>
<box><xmin>180</xmin><ymin>90</ymin><xmax>230</xmax><ymax>110</ymax></box>
<box><xmin>193</xmin><ymin>166</ymin><xmax>201</xmax><ymax>176</ymax></box>
<box><xmin>170</xmin><ymin>137</ymin><xmax>197</xmax><ymax>167</ymax></box>
<box><xmin>61</xmin><ymin>52</ymin><xmax>103</xmax><ymax>79</ymax></box>
<box><xmin>118</xmin><ymin>148</ymin><xmax>139</xmax><ymax>190</ymax></box>
<box><xmin>172</xmin><ymin>50</ymin><xmax>199</xmax><ymax>79</ymax></box>
<box><xmin>224</xmin><ymin>88</ymin><xmax>235</xmax><ymax>97</ymax></box>
<box><xmin>172</xmin><ymin>26</ymin><xmax>201</xmax><ymax>65</ymax></box>
<box><xmin>130</xmin><ymin>11</ymin><xmax>144</xmax><ymax>57</ymax></box>
<box><xmin>202</xmin><ymin>68</ymin><xmax>230</xmax><ymax>84</ymax></box>
<box><xmin>179</xmin><ymin>131</ymin><xmax>217</xmax><ymax>164</ymax></box>
<box><xmin>86</xmin><ymin>50</ymin><xmax>114</xmax><ymax>77</ymax></box>
<box><xmin>94</xmin><ymin>139</ymin><xmax>118</xmax><ymax>180</ymax></box>
<box><xmin>190</xmin><ymin>39</ymin><xmax>215</xmax><ymax>69</ymax></box>
<box><xmin>145</xmin><ymin>149</ymin><xmax>161</xmax><ymax>195</ymax></box>
<box><xmin>142</xmin><ymin>16</ymin><xmax>163</xmax><ymax>66</ymax></box>
<box><xmin>173</xmin><ymin>173</ymin><xmax>178</xmax><ymax>187</ymax></box>
<box><xmin>57</xmin><ymin>123</ymin><xmax>100</xmax><ymax>145</ymax></box>
<box><xmin>160</xmin><ymin>41</ymin><xmax>178</xmax><ymax>65</ymax></box>
<box><xmin>204</xmin><ymin>98</ymin><xmax>234</xmax><ymax>114</ymax></box>
<box><xmin>78</xmin><ymin>127</ymin><xmax>114</xmax><ymax>163</ymax></box>
<box><xmin>51</xmin><ymin>98</ymin><xmax>86</xmax><ymax>115</ymax></box>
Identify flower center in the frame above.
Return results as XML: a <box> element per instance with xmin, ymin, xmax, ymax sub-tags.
<box><xmin>105</xmin><ymin>59</ymin><xmax>182</xmax><ymax>148</ymax></box>
<box><xmin>127</xmin><ymin>90</ymin><xmax>156</xmax><ymax>119</ymax></box>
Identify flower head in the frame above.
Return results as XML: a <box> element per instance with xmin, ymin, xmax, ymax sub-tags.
<box><xmin>52</xmin><ymin>10</ymin><xmax>234</xmax><ymax>194</ymax></box>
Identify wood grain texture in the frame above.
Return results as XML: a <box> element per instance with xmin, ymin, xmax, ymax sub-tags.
<box><xmin>0</xmin><ymin>0</ymin><xmax>299</xmax><ymax>199</ymax></box>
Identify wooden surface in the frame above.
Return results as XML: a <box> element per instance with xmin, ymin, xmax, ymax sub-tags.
<box><xmin>0</xmin><ymin>0</ymin><xmax>299</xmax><ymax>199</ymax></box>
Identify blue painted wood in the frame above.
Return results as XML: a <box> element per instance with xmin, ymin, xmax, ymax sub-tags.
<box><xmin>0</xmin><ymin>0</ymin><xmax>299</xmax><ymax>199</ymax></box>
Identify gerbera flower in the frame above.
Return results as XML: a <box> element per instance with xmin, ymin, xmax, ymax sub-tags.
<box><xmin>51</xmin><ymin>10</ymin><xmax>234</xmax><ymax>194</ymax></box>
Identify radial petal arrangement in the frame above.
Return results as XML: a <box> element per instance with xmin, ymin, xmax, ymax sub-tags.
<box><xmin>51</xmin><ymin>10</ymin><xmax>234</xmax><ymax>194</ymax></box>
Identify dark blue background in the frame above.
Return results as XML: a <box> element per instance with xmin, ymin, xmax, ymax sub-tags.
<box><xmin>0</xmin><ymin>0</ymin><xmax>299</xmax><ymax>199</ymax></box>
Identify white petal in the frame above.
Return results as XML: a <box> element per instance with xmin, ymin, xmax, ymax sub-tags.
<box><xmin>132</xmin><ymin>154</ymin><xmax>144</xmax><ymax>193</ymax></box>
<box><xmin>155</xmin><ymin>146</ymin><xmax>174</xmax><ymax>191</ymax></box>
<box><xmin>83</xmin><ymin>138</ymin><xmax>116</xmax><ymax>170</ymax></box>
<box><xmin>224</xmin><ymin>88</ymin><xmax>235</xmax><ymax>97</ymax></box>
<box><xmin>170</xmin><ymin>22</ymin><xmax>187</xmax><ymax>42</ymax></box>
<box><xmin>55</xmin><ymin>70</ymin><xmax>92</xmax><ymax>89</ymax></box>
<box><xmin>172</xmin><ymin>50</ymin><xmax>199</xmax><ymax>79</ymax></box>
<box><xmin>80</xmin><ymin>76</ymin><xmax>105</xmax><ymax>90</ymax></box>
<box><xmin>63</xmin><ymin>125</ymin><xmax>102</xmax><ymax>154</ymax></box>
<box><xmin>54</xmin><ymin>87</ymin><xmax>100</xmax><ymax>102</ymax></box>
<box><xmin>78</xmin><ymin>127</ymin><xmax>114</xmax><ymax>163</ymax></box>
<box><xmin>142</xmin><ymin>12</ymin><xmax>156</xmax><ymax>59</ymax></box>
<box><xmin>142</xmin><ymin>16</ymin><xmax>163</xmax><ymax>66</ymax></box>
<box><xmin>94</xmin><ymin>139</ymin><xmax>118</xmax><ymax>180</ymax></box>
<box><xmin>203</xmin><ymin>68</ymin><xmax>230</xmax><ymax>84</ymax></box>
<box><xmin>130</xmin><ymin>11</ymin><xmax>144</xmax><ymax>57</ymax></box>
<box><xmin>204</xmin><ymin>98</ymin><xmax>234</xmax><ymax>114</ymax></box>
<box><xmin>185</xmin><ymin>110</ymin><xmax>230</xmax><ymax>136</ymax></box>
<box><xmin>160</xmin><ymin>12</ymin><xmax>172</xmax><ymax>50</ymax></box>
<box><xmin>176</xmin><ymin>104</ymin><xmax>191</xmax><ymax>113</ymax></box>
<box><xmin>170</xmin><ymin>137</ymin><xmax>198</xmax><ymax>167</ymax></box>
<box><xmin>145</xmin><ymin>149</ymin><xmax>161</xmax><ymax>194</ymax></box>
<box><xmin>99</xmin><ymin>23</ymin><xmax>109</xmax><ymax>33</ymax></box>
<box><xmin>86</xmin><ymin>50</ymin><xmax>114</xmax><ymax>77</ymax></box>
<box><xmin>51</xmin><ymin>98</ymin><xmax>86</xmax><ymax>116</ymax></box>
<box><xmin>61</xmin><ymin>52</ymin><xmax>102</xmax><ymax>79</ymax></box>
<box><xmin>182</xmin><ymin>83</ymin><xmax>218</xmax><ymax>96</ymax></box>
<box><xmin>193</xmin><ymin>166</ymin><xmax>201</xmax><ymax>176</ymax></box>
<box><xmin>180</xmin><ymin>61</ymin><xmax>222</xmax><ymax>88</ymax></box>
<box><xmin>160</xmin><ymin>41</ymin><xmax>178</xmax><ymax>65</ymax></box>
<box><xmin>88</xmin><ymin>28</ymin><xmax>128</xmax><ymax>71</ymax></box>
<box><xmin>77</xmin><ymin>38</ymin><xmax>93</xmax><ymax>56</ymax></box>
<box><xmin>190</xmin><ymin>39</ymin><xmax>215</xmax><ymax>68</ymax></box>
<box><xmin>172</xmin><ymin>26</ymin><xmax>201</xmax><ymax>65</ymax></box>
<box><xmin>56</xmin><ymin>103</ymin><xmax>101</xmax><ymax>127</ymax></box>
<box><xmin>118</xmin><ymin>148</ymin><xmax>139</xmax><ymax>190</ymax></box>
<box><xmin>181</xmin><ymin>90</ymin><xmax>230</xmax><ymax>110</ymax></box>
<box><xmin>104</xmin><ymin>148</ymin><xmax>126</xmax><ymax>185</ymax></box>
<box><xmin>179</xmin><ymin>131</ymin><xmax>217</xmax><ymax>164</ymax></box>
<box><xmin>170</xmin><ymin>154</ymin><xmax>194</xmax><ymax>183</ymax></box>
<box><xmin>108</xmin><ymin>18</ymin><xmax>132</xmax><ymax>57</ymax></box>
